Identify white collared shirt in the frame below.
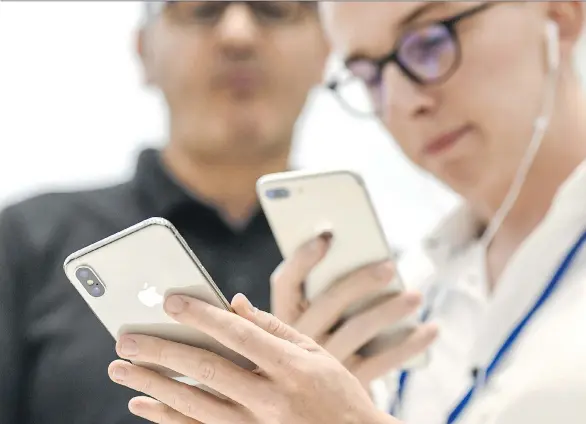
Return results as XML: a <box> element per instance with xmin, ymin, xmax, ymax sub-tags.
<box><xmin>378</xmin><ymin>160</ymin><xmax>586</xmax><ymax>424</ymax></box>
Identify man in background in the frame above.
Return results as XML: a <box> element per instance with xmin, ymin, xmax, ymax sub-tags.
<box><xmin>0</xmin><ymin>2</ymin><xmax>328</xmax><ymax>423</ymax></box>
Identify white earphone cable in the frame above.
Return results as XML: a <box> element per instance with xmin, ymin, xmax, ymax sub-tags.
<box><xmin>480</xmin><ymin>26</ymin><xmax>561</xmax><ymax>248</ymax></box>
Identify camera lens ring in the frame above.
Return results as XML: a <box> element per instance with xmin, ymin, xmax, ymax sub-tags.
<box><xmin>265</xmin><ymin>188</ymin><xmax>290</xmax><ymax>200</ymax></box>
<box><xmin>90</xmin><ymin>285</ymin><xmax>103</xmax><ymax>297</ymax></box>
<box><xmin>76</xmin><ymin>266</ymin><xmax>106</xmax><ymax>298</ymax></box>
<box><xmin>76</xmin><ymin>267</ymin><xmax>90</xmax><ymax>280</ymax></box>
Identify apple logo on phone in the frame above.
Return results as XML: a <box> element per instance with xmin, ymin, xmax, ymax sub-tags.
<box><xmin>137</xmin><ymin>283</ymin><xmax>164</xmax><ymax>308</ymax></box>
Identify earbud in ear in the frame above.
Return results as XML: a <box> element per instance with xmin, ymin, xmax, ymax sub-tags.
<box><xmin>545</xmin><ymin>20</ymin><xmax>560</xmax><ymax>71</ymax></box>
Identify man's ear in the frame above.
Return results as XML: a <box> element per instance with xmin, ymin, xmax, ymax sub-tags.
<box><xmin>136</xmin><ymin>27</ymin><xmax>155</xmax><ymax>86</ymax></box>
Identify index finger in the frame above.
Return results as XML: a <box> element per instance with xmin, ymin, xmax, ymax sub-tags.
<box><xmin>271</xmin><ymin>233</ymin><xmax>332</xmax><ymax>324</ymax></box>
<box><xmin>164</xmin><ymin>295</ymin><xmax>301</xmax><ymax>377</ymax></box>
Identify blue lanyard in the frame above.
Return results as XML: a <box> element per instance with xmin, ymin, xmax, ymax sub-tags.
<box><xmin>391</xmin><ymin>230</ymin><xmax>586</xmax><ymax>424</ymax></box>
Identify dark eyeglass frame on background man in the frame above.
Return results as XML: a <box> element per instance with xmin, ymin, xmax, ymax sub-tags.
<box><xmin>327</xmin><ymin>2</ymin><xmax>496</xmax><ymax>116</ymax></box>
<box><xmin>146</xmin><ymin>1</ymin><xmax>317</xmax><ymax>27</ymax></box>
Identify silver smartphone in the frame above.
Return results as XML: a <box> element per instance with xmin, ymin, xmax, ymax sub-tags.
<box><xmin>63</xmin><ymin>217</ymin><xmax>256</xmax><ymax>385</ymax></box>
<box><xmin>257</xmin><ymin>169</ymin><xmax>426</xmax><ymax>364</ymax></box>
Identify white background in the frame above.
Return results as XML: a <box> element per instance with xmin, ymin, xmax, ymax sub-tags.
<box><xmin>6</xmin><ymin>2</ymin><xmax>578</xmax><ymax>250</ymax></box>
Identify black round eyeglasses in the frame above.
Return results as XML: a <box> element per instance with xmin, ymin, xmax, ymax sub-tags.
<box><xmin>327</xmin><ymin>3</ymin><xmax>495</xmax><ymax>117</ymax></box>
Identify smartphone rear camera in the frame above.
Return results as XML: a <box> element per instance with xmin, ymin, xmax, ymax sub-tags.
<box><xmin>265</xmin><ymin>188</ymin><xmax>290</xmax><ymax>200</ymax></box>
<box><xmin>76</xmin><ymin>266</ymin><xmax>106</xmax><ymax>298</ymax></box>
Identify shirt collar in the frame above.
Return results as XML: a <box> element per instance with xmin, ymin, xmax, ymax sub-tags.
<box><xmin>438</xmin><ymin>159</ymin><xmax>586</xmax><ymax>368</ymax></box>
<box><xmin>130</xmin><ymin>148</ymin><xmax>275</xmax><ymax>233</ymax></box>
<box><xmin>131</xmin><ymin>148</ymin><xmax>208</xmax><ymax>218</ymax></box>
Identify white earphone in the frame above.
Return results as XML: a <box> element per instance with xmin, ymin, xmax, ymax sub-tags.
<box><xmin>545</xmin><ymin>20</ymin><xmax>560</xmax><ymax>72</ymax></box>
<box><xmin>480</xmin><ymin>19</ymin><xmax>561</xmax><ymax>247</ymax></box>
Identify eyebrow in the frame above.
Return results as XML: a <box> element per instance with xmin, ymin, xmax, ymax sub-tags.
<box><xmin>343</xmin><ymin>2</ymin><xmax>449</xmax><ymax>65</ymax></box>
<box><xmin>399</xmin><ymin>2</ymin><xmax>446</xmax><ymax>27</ymax></box>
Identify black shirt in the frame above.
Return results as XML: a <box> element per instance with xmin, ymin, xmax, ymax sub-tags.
<box><xmin>0</xmin><ymin>149</ymin><xmax>282</xmax><ymax>424</ymax></box>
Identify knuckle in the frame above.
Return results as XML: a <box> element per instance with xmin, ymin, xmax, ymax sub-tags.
<box><xmin>321</xmin><ymin>360</ymin><xmax>346</xmax><ymax>381</ymax></box>
<box><xmin>140</xmin><ymin>376</ymin><xmax>154</xmax><ymax>395</ymax></box>
<box><xmin>191</xmin><ymin>359</ymin><xmax>216</xmax><ymax>383</ymax></box>
<box><xmin>274</xmin><ymin>346</ymin><xmax>301</xmax><ymax>380</ymax></box>
<box><xmin>291</xmin><ymin>360</ymin><xmax>326</xmax><ymax>390</ymax></box>
<box><xmin>298</xmin><ymin>334</ymin><xmax>319</xmax><ymax>350</ymax></box>
<box><xmin>266</xmin><ymin>314</ymin><xmax>284</xmax><ymax>336</ymax></box>
<box><xmin>159</xmin><ymin>403</ymin><xmax>179</xmax><ymax>424</ymax></box>
<box><xmin>226</xmin><ymin>321</ymin><xmax>251</xmax><ymax>345</ymax></box>
<box><xmin>156</xmin><ymin>343</ymin><xmax>173</xmax><ymax>365</ymax></box>
<box><xmin>170</xmin><ymin>390</ymin><xmax>195</xmax><ymax>418</ymax></box>
<box><xmin>276</xmin><ymin>348</ymin><xmax>295</xmax><ymax>369</ymax></box>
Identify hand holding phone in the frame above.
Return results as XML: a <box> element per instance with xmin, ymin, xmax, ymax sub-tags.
<box><xmin>63</xmin><ymin>218</ymin><xmax>256</xmax><ymax>386</ymax></box>
<box><xmin>269</xmin><ymin>234</ymin><xmax>438</xmax><ymax>387</ymax></box>
<box><xmin>257</xmin><ymin>170</ymin><xmax>438</xmax><ymax>382</ymax></box>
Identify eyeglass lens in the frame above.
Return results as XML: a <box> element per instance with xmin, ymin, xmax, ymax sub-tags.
<box><xmin>339</xmin><ymin>23</ymin><xmax>458</xmax><ymax>116</ymax></box>
<box><xmin>397</xmin><ymin>24</ymin><xmax>457</xmax><ymax>83</ymax></box>
<box><xmin>167</xmin><ymin>1</ymin><xmax>307</xmax><ymax>26</ymax></box>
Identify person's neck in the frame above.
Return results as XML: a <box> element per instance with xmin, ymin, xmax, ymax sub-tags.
<box><xmin>473</xmin><ymin>79</ymin><xmax>586</xmax><ymax>285</ymax></box>
<box><xmin>485</xmin><ymin>142</ymin><xmax>585</xmax><ymax>246</ymax></box>
<box><xmin>162</xmin><ymin>143</ymin><xmax>290</xmax><ymax>225</ymax></box>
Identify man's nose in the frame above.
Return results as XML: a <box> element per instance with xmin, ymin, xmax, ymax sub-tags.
<box><xmin>380</xmin><ymin>66</ymin><xmax>437</xmax><ymax>120</ymax></box>
<box><xmin>216</xmin><ymin>4</ymin><xmax>260</xmax><ymax>58</ymax></box>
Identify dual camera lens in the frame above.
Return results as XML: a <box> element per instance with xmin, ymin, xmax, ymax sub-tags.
<box><xmin>265</xmin><ymin>188</ymin><xmax>290</xmax><ymax>200</ymax></box>
<box><xmin>76</xmin><ymin>266</ymin><xmax>105</xmax><ymax>298</ymax></box>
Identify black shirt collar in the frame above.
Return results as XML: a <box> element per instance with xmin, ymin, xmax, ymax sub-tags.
<box><xmin>131</xmin><ymin>148</ymin><xmax>196</xmax><ymax>217</ymax></box>
<box><xmin>130</xmin><ymin>148</ymin><xmax>268</xmax><ymax>233</ymax></box>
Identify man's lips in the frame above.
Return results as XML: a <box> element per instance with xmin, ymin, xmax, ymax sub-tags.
<box><xmin>215</xmin><ymin>69</ymin><xmax>263</xmax><ymax>93</ymax></box>
<box><xmin>423</xmin><ymin>125</ymin><xmax>473</xmax><ymax>156</ymax></box>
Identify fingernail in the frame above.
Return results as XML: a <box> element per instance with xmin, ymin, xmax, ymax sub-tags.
<box><xmin>308</xmin><ymin>232</ymin><xmax>333</xmax><ymax>253</ymax></box>
<box><xmin>320</xmin><ymin>231</ymin><xmax>333</xmax><ymax>242</ymax></box>
<box><xmin>375</xmin><ymin>261</ymin><xmax>394</xmax><ymax>279</ymax></box>
<box><xmin>165</xmin><ymin>296</ymin><xmax>186</xmax><ymax>314</ymax></box>
<box><xmin>113</xmin><ymin>366</ymin><xmax>128</xmax><ymax>381</ymax></box>
<box><xmin>235</xmin><ymin>293</ymin><xmax>257</xmax><ymax>315</ymax></box>
<box><xmin>119</xmin><ymin>338</ymin><xmax>139</xmax><ymax>356</ymax></box>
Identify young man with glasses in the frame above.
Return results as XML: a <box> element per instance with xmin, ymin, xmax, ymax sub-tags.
<box><xmin>106</xmin><ymin>2</ymin><xmax>586</xmax><ymax>424</ymax></box>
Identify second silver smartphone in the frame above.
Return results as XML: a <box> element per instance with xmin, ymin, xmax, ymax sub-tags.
<box><xmin>257</xmin><ymin>169</ymin><xmax>425</xmax><ymax>362</ymax></box>
<box><xmin>63</xmin><ymin>218</ymin><xmax>256</xmax><ymax>385</ymax></box>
